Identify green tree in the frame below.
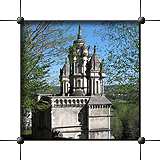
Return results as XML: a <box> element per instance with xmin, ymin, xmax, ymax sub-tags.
<box><xmin>94</xmin><ymin>21</ymin><xmax>139</xmax><ymax>139</ymax></box>
<box><xmin>21</xmin><ymin>21</ymin><xmax>74</xmax><ymax>118</ymax></box>
<box><xmin>111</xmin><ymin>116</ymin><xmax>123</xmax><ymax>139</ymax></box>
<box><xmin>111</xmin><ymin>102</ymin><xmax>139</xmax><ymax>139</ymax></box>
<box><xmin>121</xmin><ymin>104</ymin><xmax>139</xmax><ymax>139</ymax></box>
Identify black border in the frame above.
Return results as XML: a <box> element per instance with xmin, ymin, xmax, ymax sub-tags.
<box><xmin>1</xmin><ymin>2</ymin><xmax>160</xmax><ymax>159</ymax></box>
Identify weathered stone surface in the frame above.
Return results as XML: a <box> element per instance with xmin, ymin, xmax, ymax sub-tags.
<box><xmin>89</xmin><ymin>131</ymin><xmax>109</xmax><ymax>139</ymax></box>
<box><xmin>71</xmin><ymin>89</ymin><xmax>84</xmax><ymax>96</ymax></box>
<box><xmin>89</xmin><ymin>117</ymin><xmax>109</xmax><ymax>130</ymax></box>
<box><xmin>89</xmin><ymin>107</ymin><xmax>109</xmax><ymax>116</ymax></box>
<box><xmin>88</xmin><ymin>95</ymin><xmax>112</xmax><ymax>105</ymax></box>
<box><xmin>33</xmin><ymin>25</ymin><xmax>112</xmax><ymax>139</ymax></box>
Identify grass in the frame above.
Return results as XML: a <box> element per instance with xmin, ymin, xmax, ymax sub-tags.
<box><xmin>22</xmin><ymin>130</ymin><xmax>32</xmax><ymax>135</ymax></box>
<box><xmin>68</xmin><ymin>137</ymin><xmax>75</xmax><ymax>139</ymax></box>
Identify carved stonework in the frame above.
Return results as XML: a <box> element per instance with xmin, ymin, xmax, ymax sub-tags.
<box><xmin>35</xmin><ymin>25</ymin><xmax>112</xmax><ymax>139</ymax></box>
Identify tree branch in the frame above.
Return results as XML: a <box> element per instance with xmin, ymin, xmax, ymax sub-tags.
<box><xmin>124</xmin><ymin>26</ymin><xmax>139</xmax><ymax>49</ymax></box>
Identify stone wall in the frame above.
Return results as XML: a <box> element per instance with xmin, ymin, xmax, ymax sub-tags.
<box><xmin>88</xmin><ymin>106</ymin><xmax>110</xmax><ymax>139</ymax></box>
<box><xmin>89</xmin><ymin>131</ymin><xmax>109</xmax><ymax>139</ymax></box>
<box><xmin>89</xmin><ymin>117</ymin><xmax>109</xmax><ymax>130</ymax></box>
<box><xmin>52</xmin><ymin>107</ymin><xmax>83</xmax><ymax>127</ymax></box>
<box><xmin>89</xmin><ymin>107</ymin><xmax>109</xmax><ymax>116</ymax></box>
<box><xmin>51</xmin><ymin>107</ymin><xmax>86</xmax><ymax>139</ymax></box>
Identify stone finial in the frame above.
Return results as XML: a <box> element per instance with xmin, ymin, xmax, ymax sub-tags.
<box><xmin>78</xmin><ymin>24</ymin><xmax>82</xmax><ymax>39</ymax></box>
<box><xmin>79</xmin><ymin>24</ymin><xmax>81</xmax><ymax>35</ymax></box>
<box><xmin>94</xmin><ymin>45</ymin><xmax>96</xmax><ymax>54</ymax></box>
<box><xmin>65</xmin><ymin>58</ymin><xmax>67</xmax><ymax>64</ymax></box>
<box><xmin>88</xmin><ymin>45</ymin><xmax>90</xmax><ymax>54</ymax></box>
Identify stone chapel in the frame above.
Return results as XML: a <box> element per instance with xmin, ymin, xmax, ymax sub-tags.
<box><xmin>32</xmin><ymin>25</ymin><xmax>112</xmax><ymax>139</ymax></box>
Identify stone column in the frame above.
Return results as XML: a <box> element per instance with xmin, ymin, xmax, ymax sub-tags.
<box><xmin>73</xmin><ymin>78</ymin><xmax>75</xmax><ymax>91</ymax></box>
<box><xmin>63</xmin><ymin>82</ymin><xmax>65</xmax><ymax>96</ymax></box>
<box><xmin>73</xmin><ymin>61</ymin><xmax>75</xmax><ymax>74</ymax></box>
<box><xmin>51</xmin><ymin>98</ymin><xmax>54</xmax><ymax>107</ymax></box>
<box><xmin>94</xmin><ymin>78</ymin><xmax>96</xmax><ymax>94</ymax></box>
<box><xmin>99</xmin><ymin>81</ymin><xmax>100</xmax><ymax>94</ymax></box>
<box><xmin>83</xmin><ymin>77</ymin><xmax>84</xmax><ymax>88</ymax></box>
<box><xmin>87</xmin><ymin>80</ymin><xmax>89</xmax><ymax>94</ymax></box>
<box><xmin>91</xmin><ymin>79</ymin><xmax>93</xmax><ymax>95</ymax></box>
<box><xmin>64</xmin><ymin>82</ymin><xmax>66</xmax><ymax>93</ymax></box>
<box><xmin>102</xmin><ymin>79</ymin><xmax>104</xmax><ymax>95</ymax></box>
<box><xmin>100</xmin><ymin>80</ymin><xmax>102</xmax><ymax>95</ymax></box>
<box><xmin>83</xmin><ymin>60</ymin><xmax>85</xmax><ymax>75</ymax></box>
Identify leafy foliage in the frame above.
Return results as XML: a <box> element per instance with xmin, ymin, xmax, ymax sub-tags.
<box><xmin>21</xmin><ymin>21</ymin><xmax>74</xmax><ymax>117</ymax></box>
<box><xmin>110</xmin><ymin>102</ymin><xmax>139</xmax><ymax>139</ymax></box>
<box><xmin>22</xmin><ymin>130</ymin><xmax>32</xmax><ymax>135</ymax></box>
<box><xmin>94</xmin><ymin>21</ymin><xmax>139</xmax><ymax>139</ymax></box>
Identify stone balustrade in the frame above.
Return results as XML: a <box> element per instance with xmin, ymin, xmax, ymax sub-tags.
<box><xmin>51</xmin><ymin>96</ymin><xmax>90</xmax><ymax>107</ymax></box>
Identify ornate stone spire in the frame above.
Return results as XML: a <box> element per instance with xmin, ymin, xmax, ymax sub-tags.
<box><xmin>78</xmin><ymin>24</ymin><xmax>82</xmax><ymax>39</ymax></box>
<box><xmin>79</xmin><ymin>24</ymin><xmax>81</xmax><ymax>35</ymax></box>
<box><xmin>94</xmin><ymin>45</ymin><xmax>96</xmax><ymax>54</ymax></box>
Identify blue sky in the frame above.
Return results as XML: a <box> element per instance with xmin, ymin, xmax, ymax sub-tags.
<box><xmin>50</xmin><ymin>21</ymin><xmax>108</xmax><ymax>85</ymax></box>
<box><xmin>49</xmin><ymin>21</ymin><xmax>139</xmax><ymax>86</ymax></box>
<box><xmin>50</xmin><ymin>22</ymin><xmax>104</xmax><ymax>85</ymax></box>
